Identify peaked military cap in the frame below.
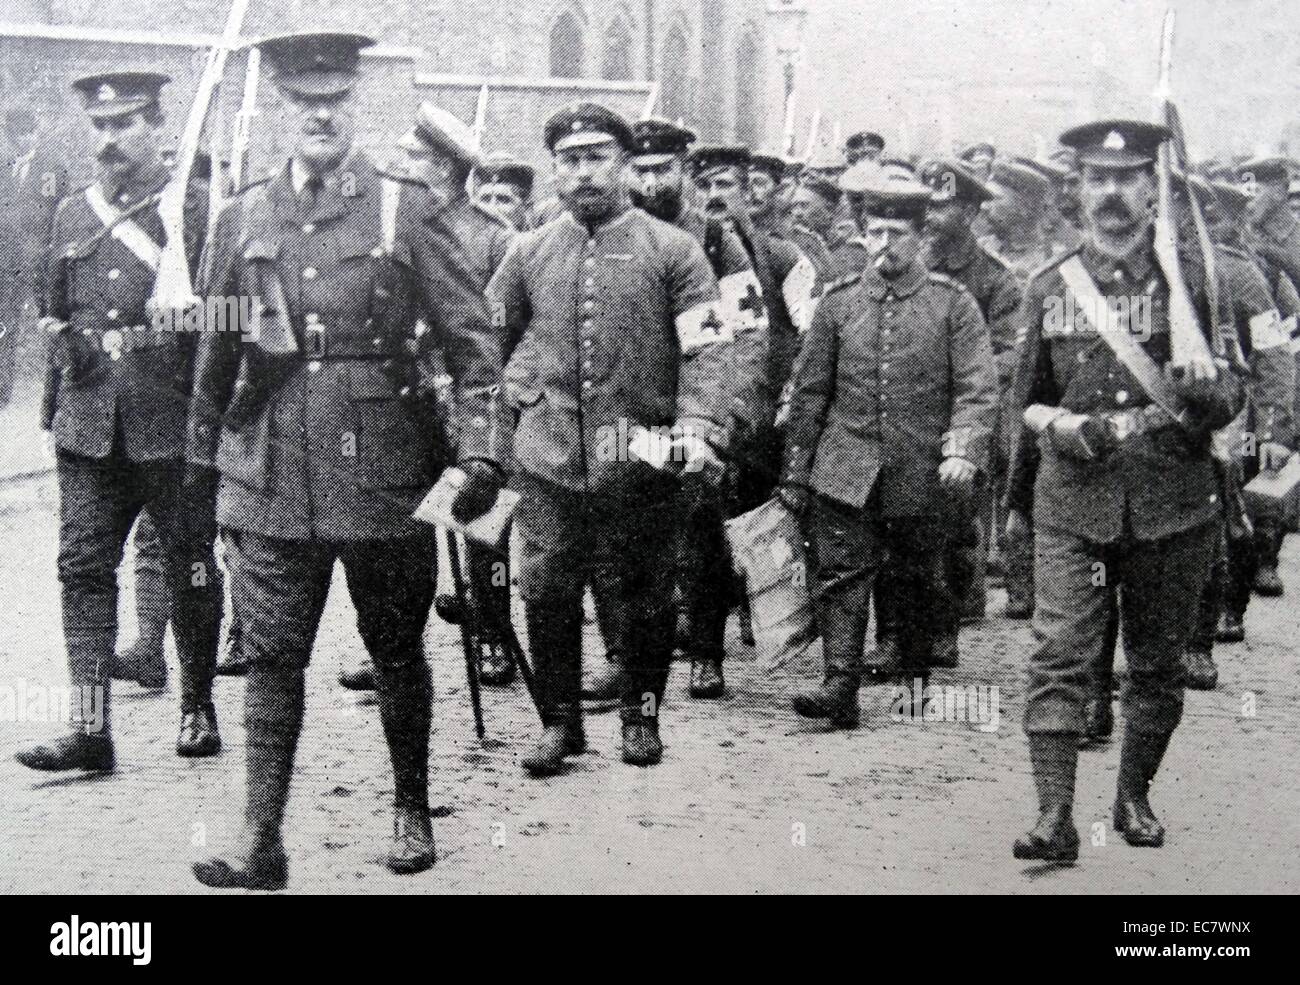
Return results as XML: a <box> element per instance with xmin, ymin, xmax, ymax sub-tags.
<box><xmin>544</xmin><ymin>102</ymin><xmax>634</xmax><ymax>153</ymax></box>
<box><xmin>258</xmin><ymin>31</ymin><xmax>375</xmax><ymax>97</ymax></box>
<box><xmin>843</xmin><ymin>162</ymin><xmax>931</xmax><ymax>221</ymax></box>
<box><xmin>398</xmin><ymin>102</ymin><xmax>480</xmax><ymax>164</ymax></box>
<box><xmin>1204</xmin><ymin>176</ymin><xmax>1250</xmax><ymax>217</ymax></box>
<box><xmin>958</xmin><ymin>140</ymin><xmax>996</xmax><ymax>163</ymax></box>
<box><xmin>845</xmin><ymin>130</ymin><xmax>885</xmax><ymax>153</ymax></box>
<box><xmin>630</xmin><ymin>118</ymin><xmax>697</xmax><ymax>164</ymax></box>
<box><xmin>72</xmin><ymin>71</ymin><xmax>169</xmax><ymax>119</ymax></box>
<box><xmin>1059</xmin><ymin>119</ymin><xmax>1171</xmax><ymax>168</ymax></box>
<box><xmin>748</xmin><ymin>150</ymin><xmax>788</xmax><ymax>180</ymax></box>
<box><xmin>1237</xmin><ymin>154</ymin><xmax>1293</xmax><ymax>184</ymax></box>
<box><xmin>987</xmin><ymin>157</ymin><xmax>1051</xmax><ymax>201</ymax></box>
<box><xmin>476</xmin><ymin>151</ymin><xmax>535</xmax><ymax>195</ymax></box>
<box><xmin>800</xmin><ymin>171</ymin><xmax>842</xmax><ymax>203</ymax></box>
<box><xmin>688</xmin><ymin>144</ymin><xmax>751</xmax><ymax>178</ymax></box>
<box><xmin>920</xmin><ymin>157</ymin><xmax>994</xmax><ymax>205</ymax></box>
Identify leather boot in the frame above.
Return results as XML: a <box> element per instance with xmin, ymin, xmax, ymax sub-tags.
<box><xmin>1114</xmin><ymin>726</ymin><xmax>1173</xmax><ymax>847</ymax></box>
<box><xmin>522</xmin><ymin>716</ymin><xmax>585</xmax><ymax>776</ymax></box>
<box><xmin>387</xmin><ymin>804</ymin><xmax>436</xmax><ymax>874</ymax></box>
<box><xmin>621</xmin><ymin>716</ymin><xmax>664</xmax><ymax>766</ymax></box>
<box><xmin>865</xmin><ymin>633</ymin><xmax>904</xmax><ymax>680</ymax></box>
<box><xmin>1013</xmin><ymin>805</ymin><xmax>1080</xmax><ymax>862</ymax></box>
<box><xmin>1182</xmin><ymin>648</ymin><xmax>1219</xmax><ymax>691</ymax></box>
<box><xmin>112</xmin><ymin>638</ymin><xmax>167</xmax><ymax>690</ymax></box>
<box><xmin>581</xmin><ymin>654</ymin><xmax>623</xmax><ymax>703</ymax></box>
<box><xmin>1253</xmin><ymin>563</ymin><xmax>1284</xmax><ymax>597</ymax></box>
<box><xmin>1214</xmin><ymin>611</ymin><xmax>1245</xmax><ymax>643</ymax></box>
<box><xmin>930</xmin><ymin>626</ymin><xmax>959</xmax><ymax>669</ymax></box>
<box><xmin>177</xmin><ymin>702</ymin><xmax>222</xmax><ymax>757</ymax></box>
<box><xmin>338</xmin><ymin>661</ymin><xmax>376</xmax><ymax>691</ymax></box>
<box><xmin>215</xmin><ymin>620</ymin><xmax>250</xmax><ymax>676</ymax></box>
<box><xmin>192</xmin><ymin>826</ymin><xmax>288</xmax><ymax>891</ymax></box>
<box><xmin>792</xmin><ymin>673</ymin><xmax>860</xmax><ymax>729</ymax></box>
<box><xmin>15</xmin><ymin>731</ymin><xmax>115</xmax><ymax>773</ymax></box>
<box><xmin>689</xmin><ymin>656</ymin><xmax>725</xmax><ymax>699</ymax></box>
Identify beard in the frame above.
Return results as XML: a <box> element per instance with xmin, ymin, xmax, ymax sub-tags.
<box><xmin>563</xmin><ymin>185</ymin><xmax>619</xmax><ymax>224</ymax></box>
<box><xmin>629</xmin><ymin>185</ymin><xmax>681</xmax><ymax>222</ymax></box>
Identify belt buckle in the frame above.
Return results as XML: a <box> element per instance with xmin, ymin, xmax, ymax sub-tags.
<box><xmin>304</xmin><ymin>325</ymin><xmax>325</xmax><ymax>359</ymax></box>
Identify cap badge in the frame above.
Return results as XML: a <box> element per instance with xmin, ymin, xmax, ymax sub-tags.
<box><xmin>1103</xmin><ymin>130</ymin><xmax>1126</xmax><ymax>151</ymax></box>
<box><xmin>97</xmin><ymin>83</ymin><xmax>116</xmax><ymax>103</ymax></box>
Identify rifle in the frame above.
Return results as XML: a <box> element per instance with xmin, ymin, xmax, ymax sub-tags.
<box><xmin>781</xmin><ymin>89</ymin><xmax>797</xmax><ymax>159</ymax></box>
<box><xmin>227</xmin><ymin>46</ymin><xmax>261</xmax><ymax>196</ymax></box>
<box><xmin>1151</xmin><ymin>8</ymin><xmax>1219</xmax><ymax>378</ymax></box>
<box><xmin>802</xmin><ymin>107</ymin><xmax>821</xmax><ymax>165</ymax></box>
<box><xmin>150</xmin><ymin>0</ymin><xmax>251</xmax><ymax>313</ymax></box>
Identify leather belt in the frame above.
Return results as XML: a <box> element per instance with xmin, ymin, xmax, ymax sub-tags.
<box><xmin>80</xmin><ymin>324</ymin><xmax>175</xmax><ymax>358</ymax></box>
<box><xmin>301</xmin><ymin>328</ymin><xmax>401</xmax><ymax>361</ymax></box>
<box><xmin>1101</xmin><ymin>404</ymin><xmax>1176</xmax><ymax>443</ymax></box>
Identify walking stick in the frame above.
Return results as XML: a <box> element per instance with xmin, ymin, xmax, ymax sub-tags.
<box><xmin>439</xmin><ymin>527</ymin><xmax>486</xmax><ymax>740</ymax></box>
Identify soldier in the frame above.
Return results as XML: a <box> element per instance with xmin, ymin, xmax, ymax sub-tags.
<box><xmin>626</xmin><ymin>118</ymin><xmax>769</xmax><ymax>701</ymax></box>
<box><xmin>780</xmin><ymin>164</ymin><xmax>997</xmax><ymax>727</ymax></box>
<box><xmin>488</xmin><ymin>103</ymin><xmax>734</xmax><ymax>775</ymax></box>
<box><xmin>15</xmin><ymin>71</ymin><xmax>223</xmax><ymax>773</ymax></box>
<box><xmin>788</xmin><ymin>172</ymin><xmax>845</xmax><ymax>283</ymax></box>
<box><xmin>844</xmin><ymin>130</ymin><xmax>885</xmax><ymax>167</ymax></box>
<box><xmin>188</xmin><ymin>32</ymin><xmax>506</xmax><ymax>889</ymax></box>
<box><xmin>958</xmin><ymin>141</ymin><xmax>996</xmax><ymax>184</ymax></box>
<box><xmin>1240</xmin><ymin>154</ymin><xmax>1300</xmax><ymax>596</ymax></box>
<box><xmin>746</xmin><ymin>150</ymin><xmax>790</xmax><ymax>237</ymax></box>
<box><xmin>1</xmin><ymin>108</ymin><xmax>67</xmax><ymax>408</ymax></box>
<box><xmin>1008</xmin><ymin>120</ymin><xmax>1253</xmax><ymax>860</ymax></box>
<box><xmin>339</xmin><ymin>101</ymin><xmax>517</xmax><ymax>691</ymax></box>
<box><xmin>1026</xmin><ymin>154</ymin><xmax>1085</xmax><ymax>258</ymax></box>
<box><xmin>694</xmin><ymin>144</ymin><xmax>817</xmax><ymax>511</ymax></box>
<box><xmin>475</xmin><ymin>151</ymin><xmax>535</xmax><ymax>232</ymax></box>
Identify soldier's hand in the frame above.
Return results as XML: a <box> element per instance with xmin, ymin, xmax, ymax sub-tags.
<box><xmin>777</xmin><ymin>482</ymin><xmax>810</xmax><ymax>517</ymax></box>
<box><xmin>451</xmin><ymin>460</ymin><xmax>504</xmax><ymax>523</ymax></box>
<box><xmin>1259</xmin><ymin>441</ymin><xmax>1292</xmax><ymax>473</ymax></box>
<box><xmin>938</xmin><ymin>456</ymin><xmax>977</xmax><ymax>493</ymax></box>
<box><xmin>1005</xmin><ymin>508</ymin><xmax>1029</xmax><ymax>543</ymax></box>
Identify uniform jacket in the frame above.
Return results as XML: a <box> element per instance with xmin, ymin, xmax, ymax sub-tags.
<box><xmin>3</xmin><ymin>145</ymin><xmax>67</xmax><ymax>311</ymax></box>
<box><xmin>1006</xmin><ymin>241</ymin><xmax>1256</xmax><ymax>543</ymax></box>
<box><xmin>789</xmin><ymin>223</ymin><xmax>843</xmax><ymax>283</ymax></box>
<box><xmin>783</xmin><ymin>259</ymin><xmax>998</xmax><ymax>516</ymax></box>
<box><xmin>187</xmin><ymin>152</ymin><xmax>505</xmax><ymax>541</ymax></box>
<box><xmin>488</xmin><ymin>204</ymin><xmax>729</xmax><ymax>494</ymax></box>
<box><xmin>431</xmin><ymin>194</ymin><xmax>514</xmax><ymax>298</ymax></box>
<box><xmin>41</xmin><ymin>162</ymin><xmax>206</xmax><ymax>460</ymax></box>
<box><xmin>733</xmin><ymin>220</ymin><xmax>814</xmax><ymax>404</ymax></box>
<box><xmin>927</xmin><ymin>229</ymin><xmax>1023</xmax><ymax>387</ymax></box>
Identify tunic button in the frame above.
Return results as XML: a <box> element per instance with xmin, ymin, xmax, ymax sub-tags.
<box><xmin>583</xmin><ymin>339</ymin><xmax>592</xmax><ymax>348</ymax></box>
<box><xmin>583</xmin><ymin>320</ymin><xmax>592</xmax><ymax>330</ymax></box>
<box><xmin>303</xmin><ymin>267</ymin><xmax>318</xmax><ymax>279</ymax></box>
<box><xmin>107</xmin><ymin>309</ymin><xmax>119</xmax><ymax>320</ymax></box>
<box><xmin>308</xmin><ymin>360</ymin><xmax>322</xmax><ymax>373</ymax></box>
<box><xmin>1077</xmin><ymin>350</ymin><xmax>1088</xmax><ymax>363</ymax></box>
<box><xmin>108</xmin><ymin>268</ymin><xmax>120</xmax><ymax>280</ymax></box>
<box><xmin>1116</xmin><ymin>390</ymin><xmax>1128</xmax><ymax>404</ymax></box>
<box><xmin>881</xmin><ymin>362</ymin><xmax>889</xmax><ymax>371</ymax></box>
<box><xmin>582</xmin><ymin>380</ymin><xmax>592</xmax><ymax>389</ymax></box>
<box><xmin>585</xmin><ymin>257</ymin><xmax>595</xmax><ymax>267</ymax></box>
<box><xmin>306</xmin><ymin>313</ymin><xmax>320</xmax><ymax>323</ymax></box>
<box><xmin>586</xmin><ymin>277</ymin><xmax>595</xmax><ymax>287</ymax></box>
<box><xmin>373</xmin><ymin>338</ymin><xmax>382</xmax><ymax>346</ymax></box>
<box><xmin>583</xmin><ymin>360</ymin><xmax>592</xmax><ymax>370</ymax></box>
<box><xmin>303</xmin><ymin>223</ymin><xmax>316</xmax><ymax>234</ymax></box>
<box><xmin>584</xmin><ymin>300</ymin><xmax>594</xmax><ymax>311</ymax></box>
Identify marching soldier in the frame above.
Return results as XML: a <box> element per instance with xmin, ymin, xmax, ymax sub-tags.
<box><xmin>339</xmin><ymin>101</ymin><xmax>517</xmax><ymax>691</ymax></box>
<box><xmin>780</xmin><ymin>164</ymin><xmax>997</xmax><ymax>726</ymax></box>
<box><xmin>1008</xmin><ymin>121</ymin><xmax>1253</xmax><ymax>860</ymax></box>
<box><xmin>746</xmin><ymin>150</ymin><xmax>792</xmax><ymax>238</ymax></box>
<box><xmin>626</xmin><ymin>118</ymin><xmax>769</xmax><ymax>701</ymax></box>
<box><xmin>488</xmin><ymin>103</ymin><xmax>734</xmax><ymax>774</ymax></box>
<box><xmin>788</xmin><ymin>172</ymin><xmax>846</xmax><ymax>282</ymax></box>
<box><xmin>188</xmin><ymin>32</ymin><xmax>507</xmax><ymax>888</ymax></box>
<box><xmin>1240</xmin><ymin>154</ymin><xmax>1300</xmax><ymax>596</ymax></box>
<box><xmin>475</xmin><ymin>151</ymin><xmax>535</xmax><ymax>232</ymax></box>
<box><xmin>15</xmin><ymin>70</ymin><xmax>223</xmax><ymax>773</ymax></box>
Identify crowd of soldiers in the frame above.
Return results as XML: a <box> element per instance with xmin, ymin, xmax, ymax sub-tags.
<box><xmin>5</xmin><ymin>27</ymin><xmax>1300</xmax><ymax>888</ymax></box>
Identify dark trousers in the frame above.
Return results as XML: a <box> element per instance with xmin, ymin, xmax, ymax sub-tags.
<box><xmin>1025</xmin><ymin>522</ymin><xmax>1216</xmax><ymax>737</ymax></box>
<box><xmin>130</xmin><ymin>513</ymin><xmax>171</xmax><ymax>644</ymax></box>
<box><xmin>467</xmin><ymin>534</ymin><xmax>513</xmax><ymax>644</ymax></box>
<box><xmin>516</xmin><ymin>472</ymin><xmax>679</xmax><ymax>723</ymax></box>
<box><xmin>56</xmin><ymin>448</ymin><xmax>221</xmax><ymax>731</ymax></box>
<box><xmin>676</xmin><ymin>482</ymin><xmax>738</xmax><ymax>663</ymax></box>
<box><xmin>809</xmin><ymin>493</ymin><xmax>952</xmax><ymax>680</ymax></box>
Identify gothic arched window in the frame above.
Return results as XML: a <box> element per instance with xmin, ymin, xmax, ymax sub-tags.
<box><xmin>603</xmin><ymin>16</ymin><xmax>634</xmax><ymax>80</ymax></box>
<box><xmin>550</xmin><ymin>11</ymin><xmax>585</xmax><ymax>78</ymax></box>
<box><xmin>735</xmin><ymin>29</ymin><xmax>761</xmax><ymax>146</ymax></box>
<box><xmin>661</xmin><ymin>24</ymin><xmax>690</xmax><ymax>121</ymax></box>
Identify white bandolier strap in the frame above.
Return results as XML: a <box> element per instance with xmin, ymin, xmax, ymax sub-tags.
<box><xmin>718</xmin><ymin>269</ymin><xmax>769</xmax><ymax>334</ymax></box>
<box><xmin>380</xmin><ymin>176</ymin><xmax>401</xmax><ymax>255</ymax></box>
<box><xmin>1248</xmin><ymin>308</ymin><xmax>1289</xmax><ymax>351</ymax></box>
<box><xmin>676</xmin><ymin>298</ymin><xmax>732</xmax><ymax>354</ymax></box>
<box><xmin>84</xmin><ymin>184</ymin><xmax>161</xmax><ymax>271</ymax></box>
<box><xmin>783</xmin><ymin>254</ymin><xmax>818</xmax><ymax>334</ymax></box>
<box><xmin>1285</xmin><ymin>314</ymin><xmax>1300</xmax><ymax>354</ymax></box>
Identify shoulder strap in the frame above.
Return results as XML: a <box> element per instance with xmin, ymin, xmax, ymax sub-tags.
<box><xmin>84</xmin><ymin>184</ymin><xmax>162</xmax><ymax>272</ymax></box>
<box><xmin>380</xmin><ymin>177</ymin><xmax>402</xmax><ymax>255</ymax></box>
<box><xmin>1058</xmin><ymin>254</ymin><xmax>1189</xmax><ymax>426</ymax></box>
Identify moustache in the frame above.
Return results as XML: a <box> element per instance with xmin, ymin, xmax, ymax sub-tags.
<box><xmin>1095</xmin><ymin>198</ymin><xmax>1133</xmax><ymax>221</ymax></box>
<box><xmin>97</xmin><ymin>147</ymin><xmax>126</xmax><ymax>164</ymax></box>
<box><xmin>303</xmin><ymin>126</ymin><xmax>336</xmax><ymax>137</ymax></box>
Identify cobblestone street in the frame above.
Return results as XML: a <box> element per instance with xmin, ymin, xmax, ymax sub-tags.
<box><xmin>2</xmin><ymin>440</ymin><xmax>1298</xmax><ymax>894</ymax></box>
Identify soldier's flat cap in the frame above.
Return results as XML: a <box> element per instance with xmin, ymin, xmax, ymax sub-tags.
<box><xmin>398</xmin><ymin>102</ymin><xmax>480</xmax><ymax>164</ymax></box>
<box><xmin>630</xmin><ymin>118</ymin><xmax>697</xmax><ymax>164</ymax></box>
<box><xmin>748</xmin><ymin>151</ymin><xmax>788</xmax><ymax>180</ymax></box>
<box><xmin>987</xmin><ymin>157</ymin><xmax>1051</xmax><ymax>201</ymax></box>
<box><xmin>688</xmin><ymin>144</ymin><xmax>751</xmax><ymax>178</ymax></box>
<box><xmin>845</xmin><ymin>130</ymin><xmax>885</xmax><ymax>153</ymax></box>
<box><xmin>544</xmin><ymin>102</ymin><xmax>634</xmax><ymax>153</ymax></box>
<box><xmin>476</xmin><ymin>152</ymin><xmax>535</xmax><ymax>195</ymax></box>
<box><xmin>843</xmin><ymin>162</ymin><xmax>931</xmax><ymax>221</ymax></box>
<box><xmin>258</xmin><ymin>31</ymin><xmax>375</xmax><ymax>97</ymax></box>
<box><xmin>920</xmin><ymin>157</ymin><xmax>994</xmax><ymax>205</ymax></box>
<box><xmin>800</xmin><ymin>171</ymin><xmax>842</xmax><ymax>203</ymax></box>
<box><xmin>1022</xmin><ymin>155</ymin><xmax>1069</xmax><ymax>182</ymax></box>
<box><xmin>1058</xmin><ymin>119</ymin><xmax>1171</xmax><ymax>168</ymax></box>
<box><xmin>1238</xmin><ymin>154</ymin><xmax>1294</xmax><ymax>184</ymax></box>
<box><xmin>1049</xmin><ymin>147</ymin><xmax>1079</xmax><ymax>174</ymax></box>
<box><xmin>72</xmin><ymin>71</ymin><xmax>169</xmax><ymax>119</ymax></box>
<box><xmin>958</xmin><ymin>140</ymin><xmax>996</xmax><ymax>162</ymax></box>
<box><xmin>1205</xmin><ymin>176</ymin><xmax>1250</xmax><ymax>217</ymax></box>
